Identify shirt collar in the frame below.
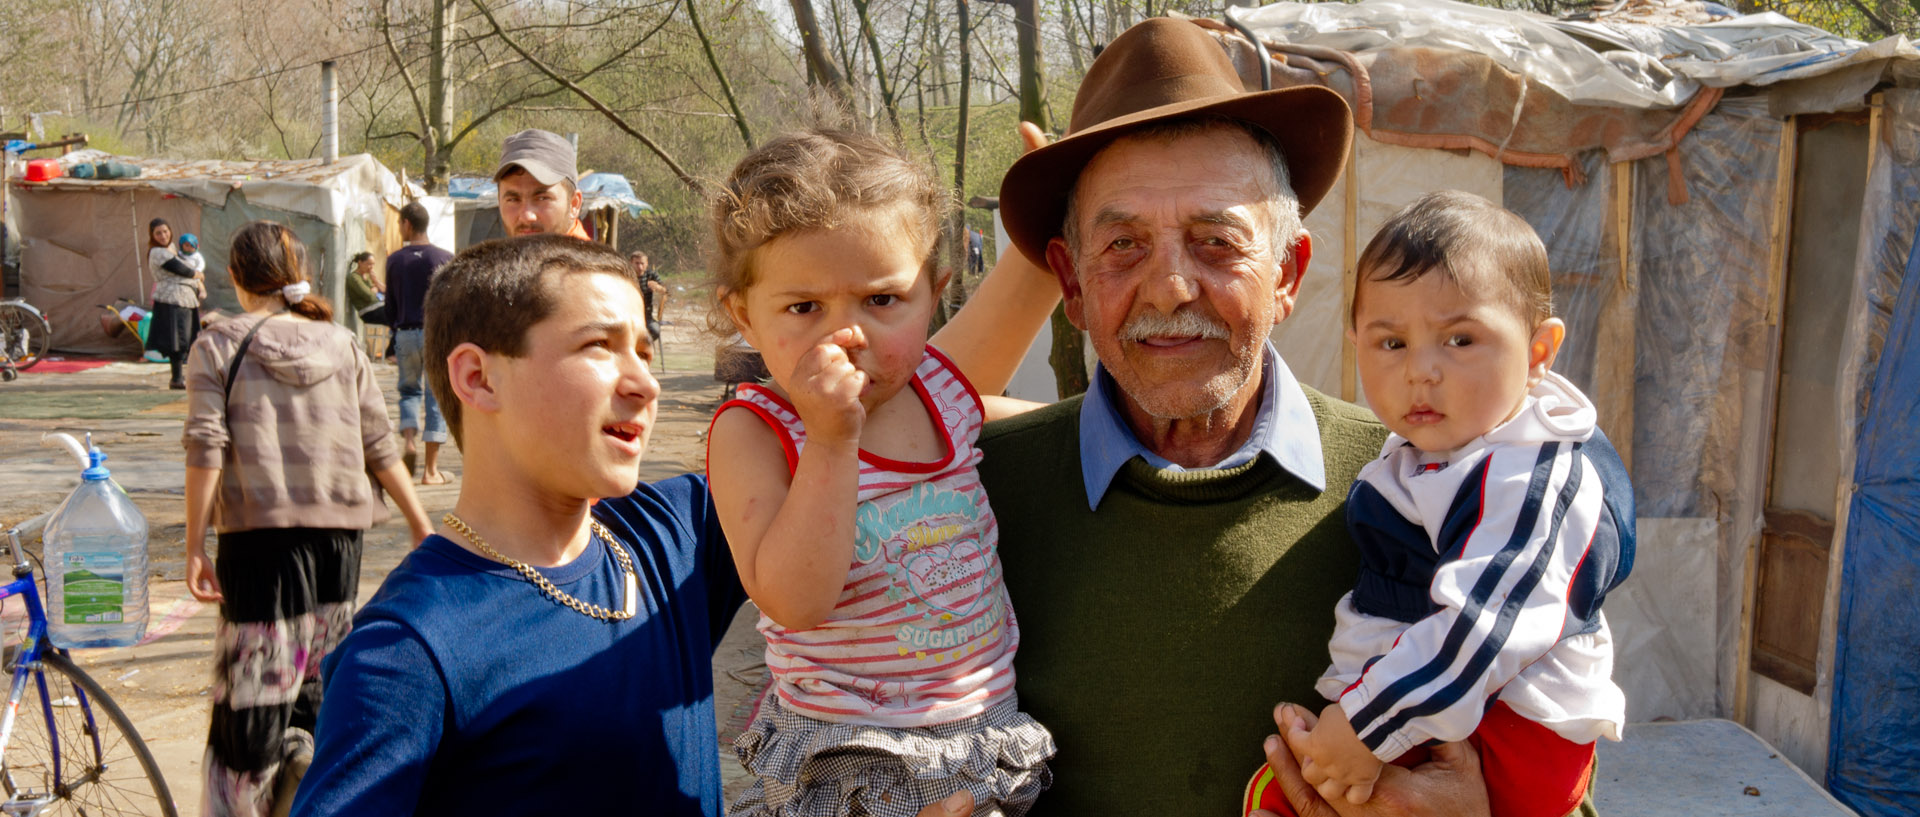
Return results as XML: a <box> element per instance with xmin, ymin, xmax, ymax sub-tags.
<box><xmin>1077</xmin><ymin>341</ymin><xmax>1326</xmax><ymax>510</ymax></box>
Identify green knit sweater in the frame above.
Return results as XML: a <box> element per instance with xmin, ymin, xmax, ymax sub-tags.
<box><xmin>977</xmin><ymin>385</ymin><xmax>1387</xmax><ymax>815</ymax></box>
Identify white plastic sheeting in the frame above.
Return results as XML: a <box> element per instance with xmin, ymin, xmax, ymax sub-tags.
<box><xmin>1229</xmin><ymin>0</ymin><xmax>1897</xmax><ymax>111</ymax></box>
<box><xmin>1275</xmin><ymin>134</ymin><xmax>1503</xmax><ymax>402</ymax></box>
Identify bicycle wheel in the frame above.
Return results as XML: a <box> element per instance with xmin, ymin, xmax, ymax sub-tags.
<box><xmin>0</xmin><ymin>302</ymin><xmax>52</xmax><ymax>370</ymax></box>
<box><xmin>2</xmin><ymin>650</ymin><xmax>177</xmax><ymax>816</ymax></box>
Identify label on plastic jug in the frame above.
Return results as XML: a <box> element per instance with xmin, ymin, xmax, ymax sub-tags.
<box><xmin>61</xmin><ymin>549</ymin><xmax>127</xmax><ymax>625</ymax></box>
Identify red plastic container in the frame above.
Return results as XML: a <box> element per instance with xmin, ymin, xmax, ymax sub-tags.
<box><xmin>22</xmin><ymin>159</ymin><xmax>62</xmax><ymax>182</ymax></box>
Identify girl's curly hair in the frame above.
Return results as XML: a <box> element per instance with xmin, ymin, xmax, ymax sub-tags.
<box><xmin>707</xmin><ymin>129</ymin><xmax>949</xmax><ymax>335</ymax></box>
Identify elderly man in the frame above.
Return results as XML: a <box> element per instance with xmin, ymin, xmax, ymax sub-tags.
<box><xmin>495</xmin><ymin>128</ymin><xmax>593</xmax><ymax>239</ymax></box>
<box><xmin>982</xmin><ymin>19</ymin><xmax>1537</xmax><ymax>817</ymax></box>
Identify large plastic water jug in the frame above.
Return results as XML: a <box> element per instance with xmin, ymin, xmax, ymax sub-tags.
<box><xmin>41</xmin><ymin>433</ymin><xmax>149</xmax><ymax>648</ymax></box>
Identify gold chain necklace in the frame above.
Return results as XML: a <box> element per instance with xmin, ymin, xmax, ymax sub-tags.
<box><xmin>442</xmin><ymin>512</ymin><xmax>638</xmax><ymax>621</ymax></box>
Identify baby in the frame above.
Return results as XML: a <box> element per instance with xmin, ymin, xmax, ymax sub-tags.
<box><xmin>178</xmin><ymin>232</ymin><xmax>208</xmax><ymax>300</ymax></box>
<box><xmin>1250</xmin><ymin>191</ymin><xmax>1634</xmax><ymax>817</ymax></box>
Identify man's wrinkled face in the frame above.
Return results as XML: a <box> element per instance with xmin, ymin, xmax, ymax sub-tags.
<box><xmin>498</xmin><ymin>168</ymin><xmax>581</xmax><ymax>236</ymax></box>
<box><xmin>1046</xmin><ymin>126</ymin><xmax>1306</xmax><ymax>422</ymax></box>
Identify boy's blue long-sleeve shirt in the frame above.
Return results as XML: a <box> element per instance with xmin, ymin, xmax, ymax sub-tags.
<box><xmin>290</xmin><ymin>475</ymin><xmax>747</xmax><ymax>816</ymax></box>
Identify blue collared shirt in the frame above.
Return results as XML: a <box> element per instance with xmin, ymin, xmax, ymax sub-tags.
<box><xmin>1078</xmin><ymin>341</ymin><xmax>1327</xmax><ymax>510</ymax></box>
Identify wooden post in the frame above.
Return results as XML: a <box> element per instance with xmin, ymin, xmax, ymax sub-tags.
<box><xmin>1592</xmin><ymin>160</ymin><xmax>1638</xmax><ymax>472</ymax></box>
<box><xmin>1734</xmin><ymin>114</ymin><xmax>1799</xmax><ymax>724</ymax></box>
<box><xmin>1339</xmin><ymin>143</ymin><xmax>1359</xmax><ymax>403</ymax></box>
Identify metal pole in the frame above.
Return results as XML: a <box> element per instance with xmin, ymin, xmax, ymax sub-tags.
<box><xmin>321</xmin><ymin>60</ymin><xmax>339</xmax><ymax>164</ymax></box>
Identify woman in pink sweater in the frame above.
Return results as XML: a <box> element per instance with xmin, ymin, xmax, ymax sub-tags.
<box><xmin>181</xmin><ymin>221</ymin><xmax>431</xmax><ymax>817</ymax></box>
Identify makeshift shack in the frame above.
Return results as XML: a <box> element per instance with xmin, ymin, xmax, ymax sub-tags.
<box><xmin>6</xmin><ymin>150</ymin><xmax>406</xmax><ymax>355</ymax></box>
<box><xmin>443</xmin><ymin>171</ymin><xmax>651</xmax><ymax>250</ymax></box>
<box><xmin>1007</xmin><ymin>3</ymin><xmax>1919</xmax><ymax>811</ymax></box>
<box><xmin>1217</xmin><ymin>2</ymin><xmax>1918</xmax><ymax>810</ymax></box>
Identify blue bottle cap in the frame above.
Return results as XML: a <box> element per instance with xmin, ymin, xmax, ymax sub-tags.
<box><xmin>81</xmin><ymin>450</ymin><xmax>110</xmax><ymax>481</ymax></box>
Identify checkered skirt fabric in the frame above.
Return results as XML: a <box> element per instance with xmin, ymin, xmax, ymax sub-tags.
<box><xmin>729</xmin><ymin>696</ymin><xmax>1055</xmax><ymax>817</ymax></box>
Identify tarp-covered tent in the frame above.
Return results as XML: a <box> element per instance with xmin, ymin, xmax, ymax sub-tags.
<box><xmin>1006</xmin><ymin>2</ymin><xmax>1919</xmax><ymax>810</ymax></box>
<box><xmin>444</xmin><ymin>171</ymin><xmax>651</xmax><ymax>250</ymax></box>
<box><xmin>6</xmin><ymin>151</ymin><xmax>405</xmax><ymax>355</ymax></box>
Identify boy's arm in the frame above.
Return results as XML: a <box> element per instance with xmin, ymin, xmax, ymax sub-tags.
<box><xmin>927</xmin><ymin>122</ymin><xmax>1060</xmax><ymax>398</ymax></box>
<box><xmin>289</xmin><ymin>619</ymin><xmax>443</xmax><ymax>816</ymax></box>
<box><xmin>1336</xmin><ymin>444</ymin><xmax>1610</xmax><ymax>761</ymax></box>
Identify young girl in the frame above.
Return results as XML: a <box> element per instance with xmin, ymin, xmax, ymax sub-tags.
<box><xmin>182</xmin><ymin>221</ymin><xmax>432</xmax><ymax>817</ymax></box>
<box><xmin>707</xmin><ymin>129</ymin><xmax>1060</xmax><ymax>816</ymax></box>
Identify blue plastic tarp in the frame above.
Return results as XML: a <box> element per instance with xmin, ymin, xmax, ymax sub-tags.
<box><xmin>448</xmin><ymin>177</ymin><xmax>495</xmax><ymax>199</ymax></box>
<box><xmin>578</xmin><ymin>172</ymin><xmax>651</xmax><ymax>218</ymax></box>
<box><xmin>1827</xmin><ymin>219</ymin><xmax>1920</xmax><ymax>815</ymax></box>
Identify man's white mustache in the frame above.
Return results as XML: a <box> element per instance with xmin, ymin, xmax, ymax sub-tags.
<box><xmin>1121</xmin><ymin>310</ymin><xmax>1230</xmax><ymax>342</ymax></box>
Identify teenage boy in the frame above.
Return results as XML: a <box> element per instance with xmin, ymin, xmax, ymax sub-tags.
<box><xmin>290</xmin><ymin>235</ymin><xmax>974</xmax><ymax>817</ymax></box>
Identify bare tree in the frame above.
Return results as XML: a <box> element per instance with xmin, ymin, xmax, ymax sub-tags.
<box><xmin>790</xmin><ymin>0</ymin><xmax>855</xmax><ymax>108</ymax></box>
<box><xmin>468</xmin><ymin>0</ymin><xmax>703</xmax><ymax>192</ymax></box>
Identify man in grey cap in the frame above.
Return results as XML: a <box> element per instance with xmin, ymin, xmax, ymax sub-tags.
<box><xmin>494</xmin><ymin>129</ymin><xmax>592</xmax><ymax>239</ymax></box>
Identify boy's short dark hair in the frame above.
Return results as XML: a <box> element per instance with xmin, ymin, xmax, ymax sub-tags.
<box><xmin>1354</xmin><ymin>190</ymin><xmax>1554</xmax><ymax>327</ymax></box>
<box><xmin>400</xmin><ymin>201</ymin><xmax>431</xmax><ymax>234</ymax></box>
<box><xmin>423</xmin><ymin>234</ymin><xmax>639</xmax><ymax>447</ymax></box>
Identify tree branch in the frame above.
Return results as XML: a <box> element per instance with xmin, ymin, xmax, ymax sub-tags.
<box><xmin>686</xmin><ymin>0</ymin><xmax>756</xmax><ymax>147</ymax></box>
<box><xmin>379</xmin><ymin>0</ymin><xmax>433</xmax><ymax>152</ymax></box>
<box><xmin>468</xmin><ymin>0</ymin><xmax>703</xmax><ymax>192</ymax></box>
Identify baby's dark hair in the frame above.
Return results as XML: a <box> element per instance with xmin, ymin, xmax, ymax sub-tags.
<box><xmin>1354</xmin><ymin>190</ymin><xmax>1554</xmax><ymax>327</ymax></box>
<box><xmin>707</xmin><ymin>129</ymin><xmax>948</xmax><ymax>334</ymax></box>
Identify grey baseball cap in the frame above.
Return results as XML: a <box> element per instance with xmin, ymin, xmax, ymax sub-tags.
<box><xmin>493</xmin><ymin>129</ymin><xmax>577</xmax><ymax>186</ymax></box>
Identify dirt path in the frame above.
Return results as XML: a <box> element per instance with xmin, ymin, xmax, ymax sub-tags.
<box><xmin>0</xmin><ymin>309</ymin><xmax>767</xmax><ymax>812</ymax></box>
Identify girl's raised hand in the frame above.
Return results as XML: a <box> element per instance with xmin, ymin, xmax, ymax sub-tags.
<box><xmin>787</xmin><ymin>326</ymin><xmax>869</xmax><ymax>445</ymax></box>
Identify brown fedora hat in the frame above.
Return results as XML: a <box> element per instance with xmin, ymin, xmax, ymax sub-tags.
<box><xmin>998</xmin><ymin>17</ymin><xmax>1351</xmax><ymax>268</ymax></box>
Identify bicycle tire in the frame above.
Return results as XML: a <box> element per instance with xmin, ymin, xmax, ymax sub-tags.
<box><xmin>0</xmin><ymin>302</ymin><xmax>53</xmax><ymax>371</ymax></box>
<box><xmin>2</xmin><ymin>650</ymin><xmax>178</xmax><ymax>816</ymax></box>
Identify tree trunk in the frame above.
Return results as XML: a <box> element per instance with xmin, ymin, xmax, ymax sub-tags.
<box><xmin>787</xmin><ymin>0</ymin><xmax>853</xmax><ymax>109</ymax></box>
<box><xmin>1048</xmin><ymin>305</ymin><xmax>1088</xmax><ymax>398</ymax></box>
<box><xmin>1013</xmin><ymin>0</ymin><xmax>1081</xmax><ymax>394</ymax></box>
<box><xmin>1013</xmin><ymin>0</ymin><xmax>1050</xmax><ymax>131</ymax></box>
<box><xmin>945</xmin><ymin>0</ymin><xmax>974</xmax><ymax>325</ymax></box>
<box><xmin>425</xmin><ymin>0</ymin><xmax>456</xmax><ymax>194</ymax></box>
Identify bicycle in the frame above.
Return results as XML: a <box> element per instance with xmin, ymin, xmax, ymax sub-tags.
<box><xmin>0</xmin><ymin>299</ymin><xmax>52</xmax><ymax>381</ymax></box>
<box><xmin>0</xmin><ymin>523</ymin><xmax>175</xmax><ymax>816</ymax></box>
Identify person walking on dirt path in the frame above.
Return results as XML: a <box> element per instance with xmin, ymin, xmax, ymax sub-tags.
<box><xmin>387</xmin><ymin>201</ymin><xmax>455</xmax><ymax>484</ymax></box>
<box><xmin>182</xmin><ymin>220</ymin><xmax>432</xmax><ymax>817</ymax></box>
<box><xmin>145</xmin><ymin>217</ymin><xmax>201</xmax><ymax>389</ymax></box>
<box><xmin>495</xmin><ymin>128</ymin><xmax>592</xmax><ymax>240</ymax></box>
<box><xmin>629</xmin><ymin>250</ymin><xmax>667</xmax><ymax>347</ymax></box>
<box><xmin>289</xmin><ymin>235</ymin><xmax>975</xmax><ymax>817</ymax></box>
